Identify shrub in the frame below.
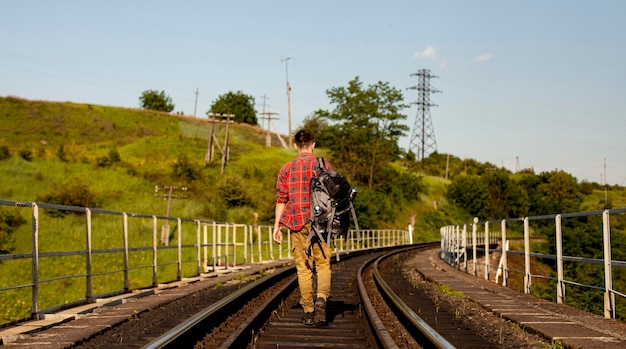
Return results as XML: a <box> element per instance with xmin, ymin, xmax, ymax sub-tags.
<box><xmin>37</xmin><ymin>179</ymin><xmax>98</xmax><ymax>217</ymax></box>
<box><xmin>0</xmin><ymin>146</ymin><xmax>10</xmax><ymax>160</ymax></box>
<box><xmin>95</xmin><ymin>148</ymin><xmax>121</xmax><ymax>168</ymax></box>
<box><xmin>216</xmin><ymin>174</ymin><xmax>252</xmax><ymax>207</ymax></box>
<box><xmin>18</xmin><ymin>148</ymin><xmax>32</xmax><ymax>161</ymax></box>
<box><xmin>0</xmin><ymin>208</ymin><xmax>26</xmax><ymax>254</ymax></box>
<box><xmin>171</xmin><ymin>155</ymin><xmax>199</xmax><ymax>181</ymax></box>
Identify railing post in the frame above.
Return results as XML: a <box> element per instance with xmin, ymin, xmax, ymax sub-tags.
<box><xmin>283</xmin><ymin>226</ymin><xmax>287</xmax><ymax>259</ymax></box>
<box><xmin>257</xmin><ymin>226</ymin><xmax>262</xmax><ymax>262</ymax></box>
<box><xmin>500</xmin><ymin>219</ymin><xmax>508</xmax><ymax>286</ymax></box>
<box><xmin>152</xmin><ymin>216</ymin><xmax>158</xmax><ymax>286</ymax></box>
<box><xmin>248</xmin><ymin>225</ymin><xmax>251</xmax><ymax>263</ymax></box>
<box><xmin>455</xmin><ymin>225</ymin><xmax>461</xmax><ymax>269</ymax></box>
<box><xmin>484</xmin><ymin>221</ymin><xmax>490</xmax><ymax>281</ymax></box>
<box><xmin>224</xmin><ymin>223</ymin><xmax>230</xmax><ymax>269</ymax></box>
<box><xmin>231</xmin><ymin>225</ymin><xmax>236</xmax><ymax>268</ymax></box>
<box><xmin>212</xmin><ymin>222</ymin><xmax>217</xmax><ymax>271</ymax></box>
<box><xmin>122</xmin><ymin>212</ymin><xmax>130</xmax><ymax>292</ymax></box>
<box><xmin>217</xmin><ymin>224</ymin><xmax>222</xmax><ymax>266</ymax></box>
<box><xmin>556</xmin><ymin>214</ymin><xmax>565</xmax><ymax>304</ymax></box>
<box><xmin>472</xmin><ymin>217</ymin><xmax>478</xmax><ymax>277</ymax></box>
<box><xmin>524</xmin><ymin>217</ymin><xmax>531</xmax><ymax>294</ymax></box>
<box><xmin>85</xmin><ymin>208</ymin><xmax>93</xmax><ymax>302</ymax></box>
<box><xmin>267</xmin><ymin>224</ymin><xmax>272</xmax><ymax>260</ymax></box>
<box><xmin>461</xmin><ymin>225</ymin><xmax>467</xmax><ymax>273</ymax></box>
<box><xmin>203</xmin><ymin>223</ymin><xmax>209</xmax><ymax>272</ymax></box>
<box><xmin>244</xmin><ymin>225</ymin><xmax>248</xmax><ymax>264</ymax></box>
<box><xmin>603</xmin><ymin>210</ymin><xmax>615</xmax><ymax>319</ymax></box>
<box><xmin>196</xmin><ymin>220</ymin><xmax>202</xmax><ymax>275</ymax></box>
<box><xmin>177</xmin><ymin>218</ymin><xmax>182</xmax><ymax>280</ymax></box>
<box><xmin>31</xmin><ymin>203</ymin><xmax>40</xmax><ymax>319</ymax></box>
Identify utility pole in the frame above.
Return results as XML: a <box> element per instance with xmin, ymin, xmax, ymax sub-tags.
<box><xmin>205</xmin><ymin>113</ymin><xmax>234</xmax><ymax>174</ymax></box>
<box><xmin>604</xmin><ymin>158</ymin><xmax>608</xmax><ymax>205</ymax></box>
<box><xmin>193</xmin><ymin>88</ymin><xmax>199</xmax><ymax>117</ymax></box>
<box><xmin>407</xmin><ymin>69</ymin><xmax>441</xmax><ymax>163</ymax></box>
<box><xmin>258</xmin><ymin>95</ymin><xmax>280</xmax><ymax>147</ymax></box>
<box><xmin>280</xmin><ymin>56</ymin><xmax>293</xmax><ymax>147</ymax></box>
<box><xmin>154</xmin><ymin>185</ymin><xmax>188</xmax><ymax>245</ymax></box>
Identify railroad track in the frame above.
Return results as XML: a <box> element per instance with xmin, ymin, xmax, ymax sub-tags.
<box><xmin>76</xmin><ymin>242</ymin><xmax>498</xmax><ymax>348</ymax></box>
<box><xmin>137</xmin><ymin>242</ymin><xmax>461</xmax><ymax>349</ymax></box>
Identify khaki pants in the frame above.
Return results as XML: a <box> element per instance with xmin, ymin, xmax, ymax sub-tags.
<box><xmin>291</xmin><ymin>224</ymin><xmax>332</xmax><ymax>313</ymax></box>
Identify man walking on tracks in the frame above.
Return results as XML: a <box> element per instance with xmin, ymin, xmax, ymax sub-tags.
<box><xmin>273</xmin><ymin>129</ymin><xmax>331</xmax><ymax>326</ymax></box>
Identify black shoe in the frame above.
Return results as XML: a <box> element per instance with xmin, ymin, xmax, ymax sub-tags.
<box><xmin>314</xmin><ymin>297</ymin><xmax>327</xmax><ymax>326</ymax></box>
<box><xmin>302</xmin><ymin>311</ymin><xmax>315</xmax><ymax>326</ymax></box>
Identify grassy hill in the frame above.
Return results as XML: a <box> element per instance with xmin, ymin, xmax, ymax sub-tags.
<box><xmin>0</xmin><ymin>96</ymin><xmax>445</xmax><ymax>233</ymax></box>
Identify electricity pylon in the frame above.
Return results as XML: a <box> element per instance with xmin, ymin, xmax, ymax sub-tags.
<box><xmin>407</xmin><ymin>69</ymin><xmax>441</xmax><ymax>163</ymax></box>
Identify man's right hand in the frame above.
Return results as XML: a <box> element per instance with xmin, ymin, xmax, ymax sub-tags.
<box><xmin>273</xmin><ymin>227</ymin><xmax>283</xmax><ymax>244</ymax></box>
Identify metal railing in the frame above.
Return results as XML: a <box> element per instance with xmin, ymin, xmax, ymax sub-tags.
<box><xmin>0</xmin><ymin>199</ymin><xmax>410</xmax><ymax>325</ymax></box>
<box><xmin>440</xmin><ymin>208</ymin><xmax>626</xmax><ymax>320</ymax></box>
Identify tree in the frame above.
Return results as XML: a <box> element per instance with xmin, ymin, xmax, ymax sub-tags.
<box><xmin>313</xmin><ymin>77</ymin><xmax>409</xmax><ymax>189</ymax></box>
<box><xmin>209</xmin><ymin>91</ymin><xmax>257</xmax><ymax>125</ymax></box>
<box><xmin>139</xmin><ymin>90</ymin><xmax>175</xmax><ymax>112</ymax></box>
<box><xmin>536</xmin><ymin>170</ymin><xmax>582</xmax><ymax>214</ymax></box>
<box><xmin>445</xmin><ymin>175</ymin><xmax>489</xmax><ymax>218</ymax></box>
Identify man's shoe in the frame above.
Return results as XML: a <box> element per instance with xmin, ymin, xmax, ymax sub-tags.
<box><xmin>314</xmin><ymin>297</ymin><xmax>327</xmax><ymax>326</ymax></box>
<box><xmin>302</xmin><ymin>311</ymin><xmax>315</xmax><ymax>326</ymax></box>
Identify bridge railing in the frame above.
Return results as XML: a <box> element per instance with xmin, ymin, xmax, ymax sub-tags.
<box><xmin>440</xmin><ymin>208</ymin><xmax>626</xmax><ymax>320</ymax></box>
<box><xmin>0</xmin><ymin>199</ymin><xmax>409</xmax><ymax>325</ymax></box>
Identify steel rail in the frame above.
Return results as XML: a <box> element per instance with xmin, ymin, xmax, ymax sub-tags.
<box><xmin>356</xmin><ymin>252</ymin><xmax>401</xmax><ymax>349</ymax></box>
<box><xmin>142</xmin><ymin>265</ymin><xmax>296</xmax><ymax>349</ymax></box>
<box><xmin>372</xmin><ymin>245</ymin><xmax>455</xmax><ymax>349</ymax></box>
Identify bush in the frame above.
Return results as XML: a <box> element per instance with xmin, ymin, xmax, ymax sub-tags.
<box><xmin>216</xmin><ymin>174</ymin><xmax>252</xmax><ymax>207</ymax></box>
<box><xmin>171</xmin><ymin>155</ymin><xmax>199</xmax><ymax>181</ymax></box>
<box><xmin>37</xmin><ymin>179</ymin><xmax>98</xmax><ymax>217</ymax></box>
<box><xmin>95</xmin><ymin>148</ymin><xmax>121</xmax><ymax>168</ymax></box>
<box><xmin>0</xmin><ymin>208</ymin><xmax>26</xmax><ymax>254</ymax></box>
<box><xmin>18</xmin><ymin>148</ymin><xmax>32</xmax><ymax>161</ymax></box>
<box><xmin>0</xmin><ymin>146</ymin><xmax>10</xmax><ymax>160</ymax></box>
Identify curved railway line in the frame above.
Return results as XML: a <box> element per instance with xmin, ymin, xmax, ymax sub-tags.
<box><xmin>70</xmin><ymin>242</ymin><xmax>511</xmax><ymax>348</ymax></box>
<box><xmin>13</xmin><ymin>242</ymin><xmax>615</xmax><ymax>348</ymax></box>
<box><xmin>3</xmin><ymin>242</ymin><xmax>626</xmax><ymax>348</ymax></box>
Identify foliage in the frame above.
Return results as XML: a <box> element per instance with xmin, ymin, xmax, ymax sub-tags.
<box><xmin>312</xmin><ymin>77</ymin><xmax>409</xmax><ymax>189</ymax></box>
<box><xmin>209</xmin><ymin>91</ymin><xmax>258</xmax><ymax>125</ymax></box>
<box><xmin>171</xmin><ymin>155</ymin><xmax>200</xmax><ymax>182</ymax></box>
<box><xmin>18</xmin><ymin>147</ymin><xmax>32</xmax><ymax>161</ymax></box>
<box><xmin>534</xmin><ymin>216</ymin><xmax>626</xmax><ymax>319</ymax></box>
<box><xmin>215</xmin><ymin>174</ymin><xmax>253</xmax><ymax>208</ymax></box>
<box><xmin>0</xmin><ymin>208</ymin><xmax>25</xmax><ymax>254</ymax></box>
<box><xmin>299</xmin><ymin>114</ymin><xmax>330</xmax><ymax>148</ymax></box>
<box><xmin>95</xmin><ymin>148</ymin><xmax>121</xmax><ymax>168</ymax></box>
<box><xmin>446</xmin><ymin>169</ymin><xmax>581</xmax><ymax>221</ymax></box>
<box><xmin>139</xmin><ymin>90</ymin><xmax>175</xmax><ymax>112</ymax></box>
<box><xmin>536</xmin><ymin>170</ymin><xmax>583</xmax><ymax>214</ymax></box>
<box><xmin>37</xmin><ymin>178</ymin><xmax>98</xmax><ymax>217</ymax></box>
<box><xmin>445</xmin><ymin>175</ymin><xmax>489</xmax><ymax>218</ymax></box>
<box><xmin>56</xmin><ymin>144</ymin><xmax>67</xmax><ymax>162</ymax></box>
<box><xmin>0</xmin><ymin>146</ymin><xmax>9</xmax><ymax>160</ymax></box>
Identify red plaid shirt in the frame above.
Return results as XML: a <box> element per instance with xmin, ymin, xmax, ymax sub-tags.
<box><xmin>275</xmin><ymin>153</ymin><xmax>330</xmax><ymax>232</ymax></box>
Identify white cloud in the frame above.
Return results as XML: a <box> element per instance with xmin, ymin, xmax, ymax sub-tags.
<box><xmin>474</xmin><ymin>53</ymin><xmax>493</xmax><ymax>62</ymax></box>
<box><xmin>414</xmin><ymin>46</ymin><xmax>437</xmax><ymax>58</ymax></box>
<box><xmin>438</xmin><ymin>59</ymin><xmax>447</xmax><ymax>70</ymax></box>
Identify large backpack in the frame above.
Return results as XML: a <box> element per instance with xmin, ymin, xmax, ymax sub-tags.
<box><xmin>306</xmin><ymin>157</ymin><xmax>358</xmax><ymax>254</ymax></box>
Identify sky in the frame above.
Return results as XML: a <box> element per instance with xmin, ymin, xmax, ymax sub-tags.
<box><xmin>2</xmin><ymin>1</ymin><xmax>625</xmax><ymax>185</ymax></box>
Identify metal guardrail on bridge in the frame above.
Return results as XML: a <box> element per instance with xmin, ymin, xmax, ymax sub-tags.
<box><xmin>440</xmin><ymin>208</ymin><xmax>626</xmax><ymax>320</ymax></box>
<box><xmin>0</xmin><ymin>199</ymin><xmax>410</xmax><ymax>326</ymax></box>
